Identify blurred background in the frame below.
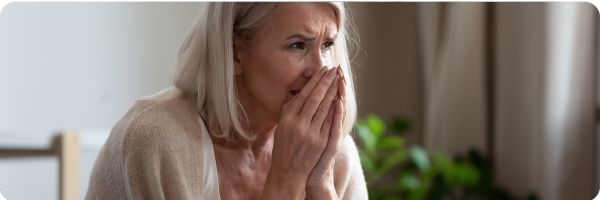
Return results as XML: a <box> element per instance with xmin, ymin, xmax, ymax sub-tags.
<box><xmin>0</xmin><ymin>2</ymin><xmax>597</xmax><ymax>200</ymax></box>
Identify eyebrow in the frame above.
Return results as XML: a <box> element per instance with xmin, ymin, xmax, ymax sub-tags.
<box><xmin>286</xmin><ymin>33</ymin><xmax>338</xmax><ymax>41</ymax></box>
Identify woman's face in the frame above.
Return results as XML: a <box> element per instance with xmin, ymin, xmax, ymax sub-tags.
<box><xmin>234</xmin><ymin>3</ymin><xmax>338</xmax><ymax>122</ymax></box>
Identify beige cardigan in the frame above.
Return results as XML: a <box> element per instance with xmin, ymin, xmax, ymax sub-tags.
<box><xmin>85</xmin><ymin>87</ymin><xmax>368</xmax><ymax>200</ymax></box>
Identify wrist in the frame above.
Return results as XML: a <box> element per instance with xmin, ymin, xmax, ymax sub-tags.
<box><xmin>305</xmin><ymin>183</ymin><xmax>337</xmax><ymax>200</ymax></box>
<box><xmin>262</xmin><ymin>171</ymin><xmax>306</xmax><ymax>200</ymax></box>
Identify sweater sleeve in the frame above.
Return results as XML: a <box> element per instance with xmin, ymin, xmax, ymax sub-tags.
<box><xmin>121</xmin><ymin>116</ymin><xmax>204</xmax><ymax>200</ymax></box>
<box><xmin>334</xmin><ymin>136</ymin><xmax>369</xmax><ymax>200</ymax></box>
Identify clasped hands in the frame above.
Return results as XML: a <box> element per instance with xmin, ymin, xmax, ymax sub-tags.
<box><xmin>263</xmin><ymin>65</ymin><xmax>347</xmax><ymax>200</ymax></box>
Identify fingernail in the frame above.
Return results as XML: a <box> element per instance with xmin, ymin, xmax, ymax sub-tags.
<box><xmin>328</xmin><ymin>66</ymin><xmax>337</xmax><ymax>77</ymax></box>
<box><xmin>339</xmin><ymin>94</ymin><xmax>343</xmax><ymax>101</ymax></box>
<box><xmin>319</xmin><ymin>67</ymin><xmax>328</xmax><ymax>76</ymax></box>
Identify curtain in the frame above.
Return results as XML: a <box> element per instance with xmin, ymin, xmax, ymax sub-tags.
<box><xmin>416</xmin><ymin>2</ymin><xmax>597</xmax><ymax>200</ymax></box>
<box><xmin>416</xmin><ymin>2</ymin><xmax>488</xmax><ymax>159</ymax></box>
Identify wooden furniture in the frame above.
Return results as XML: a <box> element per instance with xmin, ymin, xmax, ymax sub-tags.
<box><xmin>0</xmin><ymin>131</ymin><xmax>80</xmax><ymax>200</ymax></box>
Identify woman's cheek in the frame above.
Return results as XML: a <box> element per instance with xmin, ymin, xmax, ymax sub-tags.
<box><xmin>321</xmin><ymin>53</ymin><xmax>333</xmax><ymax>67</ymax></box>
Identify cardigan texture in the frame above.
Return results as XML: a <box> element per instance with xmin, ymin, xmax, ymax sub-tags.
<box><xmin>85</xmin><ymin>87</ymin><xmax>368</xmax><ymax>200</ymax></box>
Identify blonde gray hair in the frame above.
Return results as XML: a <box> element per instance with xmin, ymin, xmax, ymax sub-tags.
<box><xmin>174</xmin><ymin>2</ymin><xmax>359</xmax><ymax>141</ymax></box>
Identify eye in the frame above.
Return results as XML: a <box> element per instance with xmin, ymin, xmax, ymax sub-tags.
<box><xmin>321</xmin><ymin>42</ymin><xmax>334</xmax><ymax>50</ymax></box>
<box><xmin>290</xmin><ymin>42</ymin><xmax>305</xmax><ymax>49</ymax></box>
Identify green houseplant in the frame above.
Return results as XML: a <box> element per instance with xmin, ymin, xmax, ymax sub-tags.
<box><xmin>355</xmin><ymin>114</ymin><xmax>540</xmax><ymax>200</ymax></box>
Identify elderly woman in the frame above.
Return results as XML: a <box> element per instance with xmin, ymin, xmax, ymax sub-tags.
<box><xmin>86</xmin><ymin>2</ymin><xmax>367</xmax><ymax>200</ymax></box>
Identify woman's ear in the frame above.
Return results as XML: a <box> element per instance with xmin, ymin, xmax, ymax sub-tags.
<box><xmin>233</xmin><ymin>36</ymin><xmax>243</xmax><ymax>75</ymax></box>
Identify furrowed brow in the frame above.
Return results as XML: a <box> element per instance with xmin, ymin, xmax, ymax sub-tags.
<box><xmin>326</xmin><ymin>34</ymin><xmax>338</xmax><ymax>41</ymax></box>
<box><xmin>286</xmin><ymin>33</ymin><xmax>317</xmax><ymax>41</ymax></box>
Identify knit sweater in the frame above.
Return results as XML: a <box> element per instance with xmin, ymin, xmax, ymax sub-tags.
<box><xmin>85</xmin><ymin>87</ymin><xmax>368</xmax><ymax>200</ymax></box>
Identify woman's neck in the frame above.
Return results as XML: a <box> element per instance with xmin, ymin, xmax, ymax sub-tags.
<box><xmin>213</xmin><ymin>77</ymin><xmax>280</xmax><ymax>153</ymax></box>
<box><xmin>211</xmin><ymin>103</ymin><xmax>278</xmax><ymax>155</ymax></box>
<box><xmin>212</xmin><ymin>122</ymin><xmax>276</xmax><ymax>149</ymax></box>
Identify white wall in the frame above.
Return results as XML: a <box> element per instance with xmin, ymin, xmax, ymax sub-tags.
<box><xmin>0</xmin><ymin>3</ymin><xmax>203</xmax><ymax>200</ymax></box>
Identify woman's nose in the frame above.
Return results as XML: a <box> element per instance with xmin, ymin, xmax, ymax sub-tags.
<box><xmin>302</xmin><ymin>52</ymin><xmax>329</xmax><ymax>78</ymax></box>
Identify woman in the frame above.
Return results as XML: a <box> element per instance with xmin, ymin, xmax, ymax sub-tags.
<box><xmin>86</xmin><ymin>2</ymin><xmax>367</xmax><ymax>200</ymax></box>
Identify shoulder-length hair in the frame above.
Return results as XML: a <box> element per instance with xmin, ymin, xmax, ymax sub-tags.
<box><xmin>174</xmin><ymin>2</ymin><xmax>359</xmax><ymax>141</ymax></box>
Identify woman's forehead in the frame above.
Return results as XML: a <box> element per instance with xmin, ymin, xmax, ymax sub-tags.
<box><xmin>269</xmin><ymin>3</ymin><xmax>338</xmax><ymax>39</ymax></box>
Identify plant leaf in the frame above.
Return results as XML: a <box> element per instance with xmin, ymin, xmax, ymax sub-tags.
<box><xmin>409</xmin><ymin>146</ymin><xmax>430</xmax><ymax>171</ymax></box>
<box><xmin>357</xmin><ymin>124</ymin><xmax>377</xmax><ymax>154</ymax></box>
<box><xmin>432</xmin><ymin>151</ymin><xmax>453</xmax><ymax>173</ymax></box>
<box><xmin>399</xmin><ymin>173</ymin><xmax>421</xmax><ymax>191</ymax></box>
<box><xmin>391</xmin><ymin>116</ymin><xmax>411</xmax><ymax>134</ymax></box>
<box><xmin>378</xmin><ymin>150</ymin><xmax>407</xmax><ymax>173</ymax></box>
<box><xmin>366</xmin><ymin>114</ymin><xmax>386</xmax><ymax>137</ymax></box>
<box><xmin>377</xmin><ymin>136</ymin><xmax>404</xmax><ymax>149</ymax></box>
<box><xmin>382</xmin><ymin>196</ymin><xmax>401</xmax><ymax>200</ymax></box>
<box><xmin>453</xmin><ymin>163</ymin><xmax>480</xmax><ymax>186</ymax></box>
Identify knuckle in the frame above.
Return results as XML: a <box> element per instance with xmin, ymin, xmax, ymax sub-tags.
<box><xmin>293</xmin><ymin>125</ymin><xmax>305</xmax><ymax>134</ymax></box>
<box><xmin>310</xmin><ymin>76</ymin><xmax>321</xmax><ymax>85</ymax></box>
<box><xmin>306</xmin><ymin>134</ymin><xmax>317</xmax><ymax>144</ymax></box>
<box><xmin>281</xmin><ymin>114</ymin><xmax>290</xmax><ymax>122</ymax></box>
<box><xmin>312</xmin><ymin>133</ymin><xmax>321</xmax><ymax>141</ymax></box>
<box><xmin>284</xmin><ymin>115</ymin><xmax>295</xmax><ymax>124</ymax></box>
<box><xmin>319</xmin><ymin>77</ymin><xmax>333</xmax><ymax>87</ymax></box>
<box><xmin>317</xmin><ymin>104</ymin><xmax>329</xmax><ymax>114</ymax></box>
<box><xmin>307</xmin><ymin>97</ymin><xmax>321</xmax><ymax>105</ymax></box>
<box><xmin>314</xmin><ymin>134</ymin><xmax>327</xmax><ymax>145</ymax></box>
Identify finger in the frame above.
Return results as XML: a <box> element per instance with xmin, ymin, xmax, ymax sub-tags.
<box><xmin>319</xmin><ymin>102</ymin><xmax>336</xmax><ymax>139</ymax></box>
<box><xmin>336</xmin><ymin>65</ymin><xmax>347</xmax><ymax>121</ymax></box>
<box><xmin>338</xmin><ymin>77</ymin><xmax>347</xmax><ymax>130</ymax></box>
<box><xmin>320</xmin><ymin>100</ymin><xmax>345</xmax><ymax>165</ymax></box>
<box><xmin>337</xmin><ymin>65</ymin><xmax>348</xmax><ymax>132</ymax></box>
<box><xmin>330</xmin><ymin>100</ymin><xmax>345</xmax><ymax>150</ymax></box>
<box><xmin>341</xmin><ymin>106</ymin><xmax>347</xmax><ymax>135</ymax></box>
<box><xmin>300</xmin><ymin>67</ymin><xmax>339</xmax><ymax>118</ymax></box>
<box><xmin>310</xmin><ymin>74</ymin><xmax>340</xmax><ymax>127</ymax></box>
<box><xmin>337</xmin><ymin>64</ymin><xmax>347</xmax><ymax>86</ymax></box>
<box><xmin>338</xmin><ymin>77</ymin><xmax>346</xmax><ymax>118</ymax></box>
<box><xmin>288</xmin><ymin>67</ymin><xmax>330</xmax><ymax>115</ymax></box>
<box><xmin>337</xmin><ymin>66</ymin><xmax>347</xmax><ymax>102</ymax></box>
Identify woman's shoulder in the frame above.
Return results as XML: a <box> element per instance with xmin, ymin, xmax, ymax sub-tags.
<box><xmin>118</xmin><ymin>87</ymin><xmax>202</xmax><ymax>149</ymax></box>
<box><xmin>87</xmin><ymin>87</ymin><xmax>206</xmax><ymax>199</ymax></box>
<box><xmin>137</xmin><ymin>86</ymin><xmax>193</xmax><ymax>101</ymax></box>
<box><xmin>98</xmin><ymin>86</ymin><xmax>204</xmax><ymax>162</ymax></box>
